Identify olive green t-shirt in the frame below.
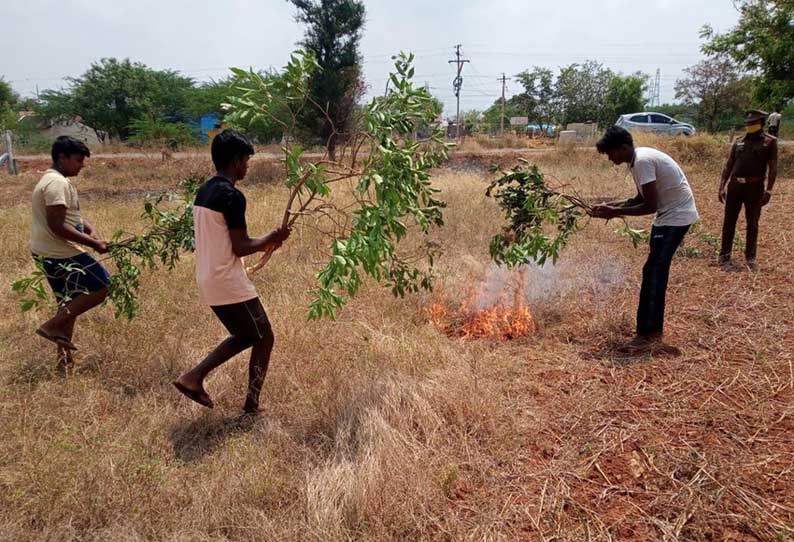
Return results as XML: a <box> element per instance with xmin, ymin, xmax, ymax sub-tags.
<box><xmin>30</xmin><ymin>169</ymin><xmax>84</xmax><ymax>258</ymax></box>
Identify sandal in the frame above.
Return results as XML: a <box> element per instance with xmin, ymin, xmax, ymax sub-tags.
<box><xmin>35</xmin><ymin>328</ymin><xmax>77</xmax><ymax>351</ymax></box>
<box><xmin>173</xmin><ymin>381</ymin><xmax>214</xmax><ymax>409</ymax></box>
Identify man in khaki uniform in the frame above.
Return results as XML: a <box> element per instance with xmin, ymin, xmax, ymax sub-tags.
<box><xmin>718</xmin><ymin>110</ymin><xmax>778</xmax><ymax>270</ymax></box>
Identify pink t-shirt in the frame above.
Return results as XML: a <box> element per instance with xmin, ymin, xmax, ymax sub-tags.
<box><xmin>193</xmin><ymin>177</ymin><xmax>258</xmax><ymax>306</ymax></box>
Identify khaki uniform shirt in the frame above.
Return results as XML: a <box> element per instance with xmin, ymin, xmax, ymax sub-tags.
<box><xmin>30</xmin><ymin>169</ymin><xmax>84</xmax><ymax>258</ymax></box>
<box><xmin>729</xmin><ymin>133</ymin><xmax>778</xmax><ymax>181</ymax></box>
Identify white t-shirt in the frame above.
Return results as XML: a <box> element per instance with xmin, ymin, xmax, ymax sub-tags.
<box><xmin>768</xmin><ymin>112</ymin><xmax>781</xmax><ymax>128</ymax></box>
<box><xmin>629</xmin><ymin>147</ymin><xmax>699</xmax><ymax>227</ymax></box>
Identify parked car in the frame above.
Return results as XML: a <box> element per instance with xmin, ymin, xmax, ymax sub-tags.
<box><xmin>616</xmin><ymin>112</ymin><xmax>696</xmax><ymax>136</ymax></box>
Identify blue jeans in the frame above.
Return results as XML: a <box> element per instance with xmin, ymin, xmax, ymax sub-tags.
<box><xmin>636</xmin><ymin>225</ymin><xmax>690</xmax><ymax>336</ymax></box>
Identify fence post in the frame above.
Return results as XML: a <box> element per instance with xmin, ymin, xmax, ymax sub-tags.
<box><xmin>4</xmin><ymin>130</ymin><xmax>18</xmax><ymax>175</ymax></box>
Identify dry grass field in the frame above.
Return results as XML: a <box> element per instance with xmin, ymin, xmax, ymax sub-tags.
<box><xmin>0</xmin><ymin>137</ymin><xmax>792</xmax><ymax>541</ymax></box>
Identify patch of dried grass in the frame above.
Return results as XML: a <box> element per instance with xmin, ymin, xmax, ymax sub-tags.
<box><xmin>0</xmin><ymin>149</ymin><xmax>792</xmax><ymax>541</ymax></box>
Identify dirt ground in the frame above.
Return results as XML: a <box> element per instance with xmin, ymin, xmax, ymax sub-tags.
<box><xmin>0</xmin><ymin>139</ymin><xmax>791</xmax><ymax>541</ymax></box>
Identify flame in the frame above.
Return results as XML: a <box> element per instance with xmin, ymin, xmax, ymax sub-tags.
<box><xmin>427</xmin><ymin>274</ymin><xmax>536</xmax><ymax>341</ymax></box>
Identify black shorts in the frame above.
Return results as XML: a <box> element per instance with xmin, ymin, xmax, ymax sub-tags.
<box><xmin>211</xmin><ymin>298</ymin><xmax>272</xmax><ymax>341</ymax></box>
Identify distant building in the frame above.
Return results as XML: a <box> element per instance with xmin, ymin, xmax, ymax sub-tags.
<box><xmin>565</xmin><ymin>122</ymin><xmax>598</xmax><ymax>142</ymax></box>
<box><xmin>199</xmin><ymin>113</ymin><xmax>222</xmax><ymax>143</ymax></box>
<box><xmin>40</xmin><ymin>116</ymin><xmax>105</xmax><ymax>146</ymax></box>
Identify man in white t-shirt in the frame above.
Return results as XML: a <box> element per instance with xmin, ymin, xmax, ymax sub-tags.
<box><xmin>767</xmin><ymin>108</ymin><xmax>782</xmax><ymax>138</ymax></box>
<box><xmin>590</xmin><ymin>126</ymin><xmax>699</xmax><ymax>353</ymax></box>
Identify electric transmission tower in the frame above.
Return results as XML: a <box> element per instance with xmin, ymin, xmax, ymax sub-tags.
<box><xmin>650</xmin><ymin>69</ymin><xmax>661</xmax><ymax>108</ymax></box>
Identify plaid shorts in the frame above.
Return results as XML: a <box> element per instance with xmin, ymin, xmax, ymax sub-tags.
<box><xmin>34</xmin><ymin>252</ymin><xmax>110</xmax><ymax>303</ymax></box>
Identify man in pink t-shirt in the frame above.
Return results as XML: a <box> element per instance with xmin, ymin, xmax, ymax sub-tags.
<box><xmin>174</xmin><ymin>129</ymin><xmax>289</xmax><ymax>415</ymax></box>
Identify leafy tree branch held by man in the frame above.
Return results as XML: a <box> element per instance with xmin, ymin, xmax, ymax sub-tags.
<box><xmin>225</xmin><ymin>50</ymin><xmax>450</xmax><ymax>320</ymax></box>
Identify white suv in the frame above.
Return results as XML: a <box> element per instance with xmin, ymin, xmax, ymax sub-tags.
<box><xmin>616</xmin><ymin>112</ymin><xmax>696</xmax><ymax>136</ymax></box>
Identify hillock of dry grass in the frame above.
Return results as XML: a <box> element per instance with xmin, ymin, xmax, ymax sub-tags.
<box><xmin>0</xmin><ymin>136</ymin><xmax>791</xmax><ymax>541</ymax></box>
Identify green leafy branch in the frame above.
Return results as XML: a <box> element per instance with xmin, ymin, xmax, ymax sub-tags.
<box><xmin>225</xmin><ymin>51</ymin><xmax>451</xmax><ymax>320</ymax></box>
<box><xmin>486</xmin><ymin>160</ymin><xmax>588</xmax><ymax>267</ymax></box>
<box><xmin>12</xmin><ymin>176</ymin><xmax>201</xmax><ymax>320</ymax></box>
<box><xmin>614</xmin><ymin>222</ymin><xmax>650</xmax><ymax>249</ymax></box>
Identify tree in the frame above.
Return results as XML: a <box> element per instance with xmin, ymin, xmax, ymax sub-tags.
<box><xmin>555</xmin><ymin>61</ymin><xmax>614</xmax><ymax>125</ymax></box>
<box><xmin>483</xmin><ymin>98</ymin><xmax>523</xmax><ymax>134</ymax></box>
<box><xmin>701</xmin><ymin>0</ymin><xmax>794</xmax><ymax>106</ymax></box>
<box><xmin>36</xmin><ymin>59</ymin><xmax>194</xmax><ymax>139</ymax></box>
<box><xmin>462</xmin><ymin>109</ymin><xmax>485</xmax><ymax>133</ymax></box>
<box><xmin>600</xmin><ymin>73</ymin><xmax>648</xmax><ymax>127</ymax></box>
<box><xmin>127</xmin><ymin>116</ymin><xmax>199</xmax><ymax>149</ymax></box>
<box><xmin>675</xmin><ymin>58</ymin><xmax>752</xmax><ymax>132</ymax></box>
<box><xmin>514</xmin><ymin>67</ymin><xmax>558</xmax><ymax>129</ymax></box>
<box><xmin>0</xmin><ymin>78</ymin><xmax>17</xmax><ymax>111</ymax></box>
<box><xmin>289</xmin><ymin>0</ymin><xmax>366</xmax><ymax>157</ymax></box>
<box><xmin>0</xmin><ymin>78</ymin><xmax>19</xmax><ymax>132</ymax></box>
<box><xmin>221</xmin><ymin>71</ymin><xmax>290</xmax><ymax>143</ymax></box>
<box><xmin>654</xmin><ymin>103</ymin><xmax>697</xmax><ymax>122</ymax></box>
<box><xmin>148</xmin><ymin>69</ymin><xmax>195</xmax><ymax>122</ymax></box>
<box><xmin>184</xmin><ymin>79</ymin><xmax>234</xmax><ymax>118</ymax></box>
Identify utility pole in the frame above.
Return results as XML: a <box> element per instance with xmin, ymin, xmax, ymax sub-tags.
<box><xmin>498</xmin><ymin>73</ymin><xmax>510</xmax><ymax>135</ymax></box>
<box><xmin>448</xmin><ymin>44</ymin><xmax>469</xmax><ymax>139</ymax></box>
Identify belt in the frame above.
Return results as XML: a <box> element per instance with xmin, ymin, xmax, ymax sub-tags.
<box><xmin>733</xmin><ymin>176</ymin><xmax>764</xmax><ymax>184</ymax></box>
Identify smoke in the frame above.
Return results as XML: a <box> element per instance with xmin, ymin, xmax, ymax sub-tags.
<box><xmin>473</xmin><ymin>251</ymin><xmax>629</xmax><ymax>310</ymax></box>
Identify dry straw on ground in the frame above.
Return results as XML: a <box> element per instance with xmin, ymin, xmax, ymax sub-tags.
<box><xmin>0</xmin><ymin>138</ymin><xmax>791</xmax><ymax>541</ymax></box>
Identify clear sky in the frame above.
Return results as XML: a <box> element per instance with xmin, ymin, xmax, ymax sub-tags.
<box><xmin>2</xmin><ymin>0</ymin><xmax>741</xmax><ymax>115</ymax></box>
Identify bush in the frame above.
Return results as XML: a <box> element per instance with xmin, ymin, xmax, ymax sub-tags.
<box><xmin>631</xmin><ymin>132</ymin><xmax>728</xmax><ymax>169</ymax></box>
<box><xmin>127</xmin><ymin>117</ymin><xmax>199</xmax><ymax>149</ymax></box>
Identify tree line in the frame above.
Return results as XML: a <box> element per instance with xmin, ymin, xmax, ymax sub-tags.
<box><xmin>0</xmin><ymin>0</ymin><xmax>791</xmax><ymax>149</ymax></box>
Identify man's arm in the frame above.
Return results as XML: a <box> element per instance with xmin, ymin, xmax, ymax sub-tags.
<box><xmin>229</xmin><ymin>227</ymin><xmax>290</xmax><ymax>258</ymax></box>
<box><xmin>762</xmin><ymin>159</ymin><xmax>777</xmax><ymax>206</ymax></box>
<box><xmin>762</xmin><ymin>139</ymin><xmax>778</xmax><ymax>206</ymax></box>
<box><xmin>81</xmin><ymin>216</ymin><xmax>98</xmax><ymax>238</ymax></box>
<box><xmin>767</xmin><ymin>159</ymin><xmax>777</xmax><ymax>192</ymax></box>
<box><xmin>590</xmin><ymin>182</ymin><xmax>658</xmax><ymax>219</ymax></box>
<box><xmin>45</xmin><ymin>205</ymin><xmax>107</xmax><ymax>253</ymax></box>
<box><xmin>612</xmin><ymin>192</ymin><xmax>644</xmax><ymax>208</ymax></box>
<box><xmin>719</xmin><ymin>143</ymin><xmax>737</xmax><ymax>203</ymax></box>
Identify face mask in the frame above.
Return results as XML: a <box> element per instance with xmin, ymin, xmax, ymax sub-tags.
<box><xmin>746</xmin><ymin>123</ymin><xmax>762</xmax><ymax>134</ymax></box>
